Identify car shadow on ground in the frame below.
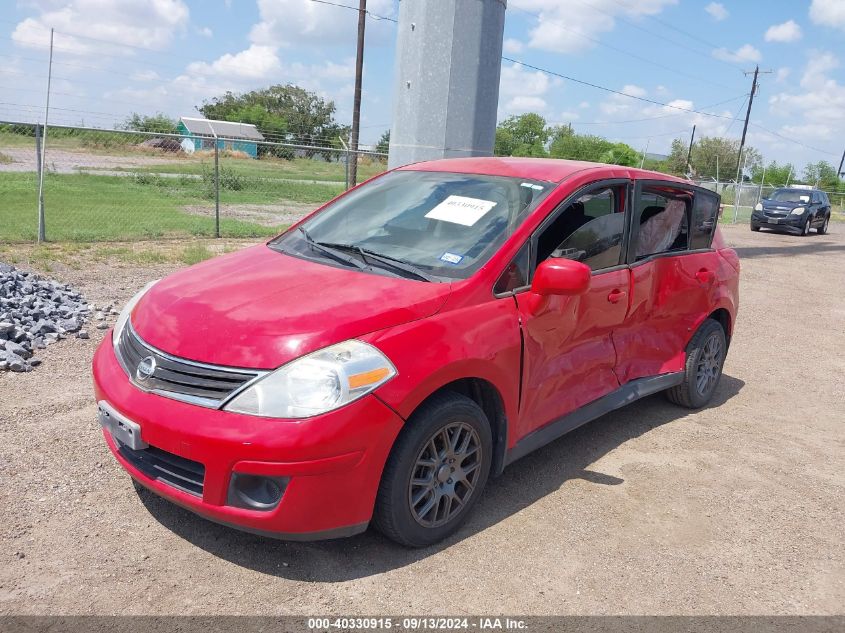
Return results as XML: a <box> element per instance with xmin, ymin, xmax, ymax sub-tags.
<box><xmin>734</xmin><ymin>234</ymin><xmax>845</xmax><ymax>259</ymax></box>
<box><xmin>137</xmin><ymin>374</ymin><xmax>745</xmax><ymax>581</ymax></box>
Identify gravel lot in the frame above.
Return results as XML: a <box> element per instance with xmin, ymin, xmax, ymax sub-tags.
<box><xmin>1</xmin><ymin>225</ymin><xmax>842</xmax><ymax>615</ymax></box>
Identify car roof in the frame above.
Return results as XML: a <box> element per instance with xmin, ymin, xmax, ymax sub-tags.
<box><xmin>397</xmin><ymin>156</ymin><xmax>690</xmax><ymax>185</ymax></box>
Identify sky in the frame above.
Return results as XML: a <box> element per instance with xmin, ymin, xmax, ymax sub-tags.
<box><xmin>1</xmin><ymin>0</ymin><xmax>844</xmax><ymax>172</ymax></box>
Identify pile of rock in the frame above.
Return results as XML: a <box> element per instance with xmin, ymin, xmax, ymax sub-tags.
<box><xmin>0</xmin><ymin>263</ymin><xmax>92</xmax><ymax>372</ymax></box>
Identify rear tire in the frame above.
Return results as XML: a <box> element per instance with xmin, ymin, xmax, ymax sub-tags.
<box><xmin>665</xmin><ymin>319</ymin><xmax>726</xmax><ymax>409</ymax></box>
<box><xmin>373</xmin><ymin>392</ymin><xmax>492</xmax><ymax>548</ymax></box>
<box><xmin>817</xmin><ymin>215</ymin><xmax>829</xmax><ymax>235</ymax></box>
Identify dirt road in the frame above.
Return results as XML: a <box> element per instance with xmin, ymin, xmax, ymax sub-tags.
<box><xmin>1</xmin><ymin>225</ymin><xmax>842</xmax><ymax>615</ymax></box>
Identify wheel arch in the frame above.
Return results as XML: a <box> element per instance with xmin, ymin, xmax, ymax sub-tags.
<box><xmin>395</xmin><ymin>376</ymin><xmax>510</xmax><ymax>478</ymax></box>
<box><xmin>708</xmin><ymin>307</ymin><xmax>732</xmax><ymax>345</ymax></box>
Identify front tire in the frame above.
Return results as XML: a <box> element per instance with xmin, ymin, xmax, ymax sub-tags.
<box><xmin>666</xmin><ymin>319</ymin><xmax>727</xmax><ymax>409</ymax></box>
<box><xmin>750</xmin><ymin>223</ymin><xmax>760</xmax><ymax>232</ymax></box>
<box><xmin>373</xmin><ymin>392</ymin><xmax>492</xmax><ymax>548</ymax></box>
<box><xmin>802</xmin><ymin>217</ymin><xmax>811</xmax><ymax>236</ymax></box>
<box><xmin>817</xmin><ymin>215</ymin><xmax>830</xmax><ymax>235</ymax></box>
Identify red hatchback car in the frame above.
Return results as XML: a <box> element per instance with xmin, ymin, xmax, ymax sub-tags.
<box><xmin>93</xmin><ymin>158</ymin><xmax>739</xmax><ymax>547</ymax></box>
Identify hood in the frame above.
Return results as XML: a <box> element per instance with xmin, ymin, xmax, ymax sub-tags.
<box><xmin>762</xmin><ymin>198</ymin><xmax>807</xmax><ymax>211</ymax></box>
<box><xmin>131</xmin><ymin>245</ymin><xmax>451</xmax><ymax>369</ymax></box>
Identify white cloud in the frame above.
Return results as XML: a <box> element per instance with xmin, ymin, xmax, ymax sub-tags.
<box><xmin>131</xmin><ymin>70</ymin><xmax>160</xmax><ymax>82</ymax></box>
<box><xmin>187</xmin><ymin>45</ymin><xmax>282</xmax><ymax>80</ymax></box>
<box><xmin>599</xmin><ymin>84</ymin><xmax>647</xmax><ymax>115</ymax></box>
<box><xmin>768</xmin><ymin>52</ymin><xmax>845</xmax><ymax>143</ymax></box>
<box><xmin>765</xmin><ymin>20</ymin><xmax>803</xmax><ymax>43</ymax></box>
<box><xmin>249</xmin><ymin>0</ymin><xmax>395</xmax><ymax>48</ymax></box>
<box><xmin>197</xmin><ymin>26</ymin><xmax>213</xmax><ymax>38</ymax></box>
<box><xmin>513</xmin><ymin>0</ymin><xmax>677</xmax><ymax>55</ymax></box>
<box><xmin>775</xmin><ymin>67</ymin><xmax>791</xmax><ymax>82</ymax></box>
<box><xmin>713</xmin><ymin>44</ymin><xmax>762</xmax><ymax>63</ymax></box>
<box><xmin>809</xmin><ymin>0</ymin><xmax>845</xmax><ymax>31</ymax></box>
<box><xmin>11</xmin><ymin>0</ymin><xmax>189</xmax><ymax>55</ymax></box>
<box><xmin>503</xmin><ymin>38</ymin><xmax>524</xmax><ymax>54</ymax></box>
<box><xmin>498</xmin><ymin>63</ymin><xmax>557</xmax><ymax>115</ymax></box>
<box><xmin>705</xmin><ymin>2</ymin><xmax>728</xmax><ymax>21</ymax></box>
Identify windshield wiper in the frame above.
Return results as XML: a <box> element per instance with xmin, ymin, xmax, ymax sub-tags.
<box><xmin>298</xmin><ymin>227</ymin><xmax>365</xmax><ymax>270</ymax></box>
<box><xmin>314</xmin><ymin>242</ymin><xmax>435</xmax><ymax>282</ymax></box>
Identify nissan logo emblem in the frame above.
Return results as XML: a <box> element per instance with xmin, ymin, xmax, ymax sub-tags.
<box><xmin>136</xmin><ymin>356</ymin><xmax>156</xmax><ymax>382</ymax></box>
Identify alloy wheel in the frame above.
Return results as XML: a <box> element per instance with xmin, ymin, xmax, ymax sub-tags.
<box><xmin>695</xmin><ymin>333</ymin><xmax>723</xmax><ymax>397</ymax></box>
<box><xmin>408</xmin><ymin>422</ymin><xmax>482</xmax><ymax>528</ymax></box>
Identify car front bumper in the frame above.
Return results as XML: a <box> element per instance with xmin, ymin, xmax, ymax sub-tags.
<box><xmin>751</xmin><ymin>212</ymin><xmax>805</xmax><ymax>232</ymax></box>
<box><xmin>92</xmin><ymin>335</ymin><xmax>405</xmax><ymax>540</ymax></box>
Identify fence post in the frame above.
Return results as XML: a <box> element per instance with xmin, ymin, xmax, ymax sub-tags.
<box><xmin>214</xmin><ymin>139</ymin><xmax>220</xmax><ymax>239</ymax></box>
<box><xmin>34</xmin><ymin>123</ymin><xmax>46</xmax><ymax>242</ymax></box>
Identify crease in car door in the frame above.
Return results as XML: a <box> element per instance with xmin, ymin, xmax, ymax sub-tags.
<box><xmin>514</xmin><ymin>181</ymin><xmax>632</xmax><ymax>440</ymax></box>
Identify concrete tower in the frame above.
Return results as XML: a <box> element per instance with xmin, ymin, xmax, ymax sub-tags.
<box><xmin>388</xmin><ymin>0</ymin><xmax>507</xmax><ymax>168</ymax></box>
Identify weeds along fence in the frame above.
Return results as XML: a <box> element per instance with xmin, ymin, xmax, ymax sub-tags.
<box><xmin>0</xmin><ymin>120</ymin><xmax>387</xmax><ymax>244</ymax></box>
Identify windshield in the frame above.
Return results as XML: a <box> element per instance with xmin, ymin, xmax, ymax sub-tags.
<box><xmin>769</xmin><ymin>189</ymin><xmax>811</xmax><ymax>203</ymax></box>
<box><xmin>270</xmin><ymin>170</ymin><xmax>552</xmax><ymax>281</ymax></box>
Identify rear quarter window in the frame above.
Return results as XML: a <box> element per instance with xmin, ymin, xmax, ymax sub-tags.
<box><xmin>690</xmin><ymin>190</ymin><xmax>720</xmax><ymax>250</ymax></box>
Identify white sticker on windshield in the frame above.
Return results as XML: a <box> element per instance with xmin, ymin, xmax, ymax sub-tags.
<box><xmin>440</xmin><ymin>252</ymin><xmax>463</xmax><ymax>264</ymax></box>
<box><xmin>521</xmin><ymin>182</ymin><xmax>544</xmax><ymax>191</ymax></box>
<box><xmin>425</xmin><ymin>195</ymin><xmax>497</xmax><ymax>226</ymax></box>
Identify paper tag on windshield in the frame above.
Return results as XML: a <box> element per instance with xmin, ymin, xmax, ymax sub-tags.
<box><xmin>425</xmin><ymin>195</ymin><xmax>497</xmax><ymax>226</ymax></box>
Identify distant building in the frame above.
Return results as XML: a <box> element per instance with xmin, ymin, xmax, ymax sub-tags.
<box><xmin>177</xmin><ymin>117</ymin><xmax>264</xmax><ymax>158</ymax></box>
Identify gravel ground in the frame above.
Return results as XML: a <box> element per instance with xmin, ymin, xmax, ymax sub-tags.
<box><xmin>0</xmin><ymin>225</ymin><xmax>843</xmax><ymax>615</ymax></box>
<box><xmin>0</xmin><ymin>148</ymin><xmax>183</xmax><ymax>174</ymax></box>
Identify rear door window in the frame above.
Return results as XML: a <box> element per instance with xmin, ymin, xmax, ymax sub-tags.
<box><xmin>631</xmin><ymin>188</ymin><xmax>691</xmax><ymax>260</ymax></box>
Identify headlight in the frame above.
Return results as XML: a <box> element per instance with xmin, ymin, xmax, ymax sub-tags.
<box><xmin>112</xmin><ymin>280</ymin><xmax>158</xmax><ymax>348</ymax></box>
<box><xmin>224</xmin><ymin>340</ymin><xmax>397</xmax><ymax>419</ymax></box>
<box><xmin>790</xmin><ymin>206</ymin><xmax>805</xmax><ymax>215</ymax></box>
<box><xmin>754</xmin><ymin>203</ymin><xmax>763</xmax><ymax>211</ymax></box>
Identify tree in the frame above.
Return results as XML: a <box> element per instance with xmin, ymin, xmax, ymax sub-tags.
<box><xmin>666</xmin><ymin>135</ymin><xmax>761</xmax><ymax>180</ymax></box>
<box><xmin>121</xmin><ymin>112</ymin><xmax>177</xmax><ymax>134</ymax></box>
<box><xmin>376</xmin><ymin>130</ymin><xmax>390</xmax><ymax>154</ymax></box>
<box><xmin>802</xmin><ymin>161</ymin><xmax>839</xmax><ymax>189</ymax></box>
<box><xmin>198</xmin><ymin>84</ymin><xmax>347</xmax><ymax>158</ymax></box>
<box><xmin>494</xmin><ymin>114</ymin><xmax>549</xmax><ymax>157</ymax></box>
<box><xmin>750</xmin><ymin>161</ymin><xmax>795</xmax><ymax>186</ymax></box>
<box><xmin>599</xmin><ymin>142</ymin><xmax>640</xmax><ymax>167</ymax></box>
<box><xmin>549</xmin><ymin>128</ymin><xmax>610</xmax><ymax>161</ymax></box>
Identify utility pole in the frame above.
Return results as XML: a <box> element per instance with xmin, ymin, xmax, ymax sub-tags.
<box><xmin>685</xmin><ymin>125</ymin><xmax>696</xmax><ymax>177</ymax></box>
<box><xmin>36</xmin><ymin>27</ymin><xmax>54</xmax><ymax>243</ymax></box>
<box><xmin>838</xmin><ymin>148</ymin><xmax>845</xmax><ymax>176</ymax></box>
<box><xmin>734</xmin><ymin>65</ymin><xmax>772</xmax><ymax>187</ymax></box>
<box><xmin>640</xmin><ymin>138</ymin><xmax>650</xmax><ymax>169</ymax></box>
<box><xmin>348</xmin><ymin>0</ymin><xmax>366</xmax><ymax>188</ymax></box>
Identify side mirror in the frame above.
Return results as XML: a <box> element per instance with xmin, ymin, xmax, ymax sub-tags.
<box><xmin>531</xmin><ymin>258</ymin><xmax>591</xmax><ymax>296</ymax></box>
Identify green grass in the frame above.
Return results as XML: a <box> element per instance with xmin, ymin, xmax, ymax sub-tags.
<box><xmin>0</xmin><ymin>170</ymin><xmax>336</xmax><ymax>242</ymax></box>
<box><xmin>0</xmin><ymin>151</ymin><xmax>12</xmax><ymax>164</ymax></box>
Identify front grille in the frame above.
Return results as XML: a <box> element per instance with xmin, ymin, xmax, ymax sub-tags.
<box><xmin>118</xmin><ymin>440</ymin><xmax>205</xmax><ymax>497</ymax></box>
<box><xmin>115</xmin><ymin>323</ymin><xmax>264</xmax><ymax>408</ymax></box>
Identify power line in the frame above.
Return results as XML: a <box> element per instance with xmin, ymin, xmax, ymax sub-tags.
<box><xmin>501</xmin><ymin>56</ymin><xmax>736</xmax><ymax>121</ymax></box>
<box><xmin>508</xmin><ymin>2</ymin><xmax>738</xmax><ymax>89</ymax></box>
<box><xmin>308</xmin><ymin>0</ymin><xmax>397</xmax><ymax>22</ymax></box>
<box><xmin>551</xmin><ymin>94</ymin><xmax>746</xmax><ymax>126</ymax></box>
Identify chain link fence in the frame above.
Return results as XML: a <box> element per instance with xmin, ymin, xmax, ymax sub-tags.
<box><xmin>692</xmin><ymin>179</ymin><xmax>845</xmax><ymax>224</ymax></box>
<box><xmin>0</xmin><ymin>120</ymin><xmax>387</xmax><ymax>243</ymax></box>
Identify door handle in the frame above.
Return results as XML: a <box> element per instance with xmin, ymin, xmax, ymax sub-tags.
<box><xmin>696</xmin><ymin>269</ymin><xmax>716</xmax><ymax>284</ymax></box>
<box><xmin>607</xmin><ymin>289</ymin><xmax>626</xmax><ymax>304</ymax></box>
